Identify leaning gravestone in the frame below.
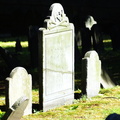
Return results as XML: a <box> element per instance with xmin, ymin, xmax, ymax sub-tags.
<box><xmin>100</xmin><ymin>67</ymin><xmax>115</xmax><ymax>88</ymax></box>
<box><xmin>2</xmin><ymin>96</ymin><xmax>29</xmax><ymax>120</ymax></box>
<box><xmin>38</xmin><ymin>3</ymin><xmax>74</xmax><ymax>111</ymax></box>
<box><xmin>5</xmin><ymin>67</ymin><xmax>32</xmax><ymax>115</ymax></box>
<box><xmin>82</xmin><ymin>50</ymin><xmax>101</xmax><ymax>98</ymax></box>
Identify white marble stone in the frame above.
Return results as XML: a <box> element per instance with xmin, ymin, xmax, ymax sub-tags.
<box><xmin>6</xmin><ymin>67</ymin><xmax>32</xmax><ymax>115</ymax></box>
<box><xmin>82</xmin><ymin>50</ymin><xmax>101</xmax><ymax>98</ymax></box>
<box><xmin>38</xmin><ymin>3</ymin><xmax>74</xmax><ymax>111</ymax></box>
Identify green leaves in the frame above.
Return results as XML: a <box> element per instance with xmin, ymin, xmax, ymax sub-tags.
<box><xmin>0</xmin><ymin>110</ymin><xmax>5</xmax><ymax>119</ymax></box>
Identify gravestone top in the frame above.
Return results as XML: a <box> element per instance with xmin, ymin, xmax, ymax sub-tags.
<box><xmin>43</xmin><ymin>3</ymin><xmax>69</xmax><ymax>29</ymax></box>
<box><xmin>6</xmin><ymin>67</ymin><xmax>30</xmax><ymax>79</ymax></box>
<box><xmin>85</xmin><ymin>15</ymin><xmax>97</xmax><ymax>30</ymax></box>
<box><xmin>84</xmin><ymin>50</ymin><xmax>99</xmax><ymax>59</ymax></box>
<box><xmin>2</xmin><ymin>96</ymin><xmax>29</xmax><ymax>120</ymax></box>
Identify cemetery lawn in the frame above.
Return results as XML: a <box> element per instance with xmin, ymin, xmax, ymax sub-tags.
<box><xmin>1</xmin><ymin>86</ymin><xmax>120</xmax><ymax>120</ymax></box>
<box><xmin>24</xmin><ymin>86</ymin><xmax>120</xmax><ymax>119</ymax></box>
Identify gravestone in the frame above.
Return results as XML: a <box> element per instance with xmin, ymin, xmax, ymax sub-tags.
<box><xmin>82</xmin><ymin>50</ymin><xmax>101</xmax><ymax>98</ymax></box>
<box><xmin>91</xmin><ymin>24</ymin><xmax>104</xmax><ymax>52</ymax></box>
<box><xmin>100</xmin><ymin>67</ymin><xmax>115</xmax><ymax>88</ymax></box>
<box><xmin>38</xmin><ymin>3</ymin><xmax>74</xmax><ymax>111</ymax></box>
<box><xmin>2</xmin><ymin>96</ymin><xmax>29</xmax><ymax>120</ymax></box>
<box><xmin>5</xmin><ymin>67</ymin><xmax>32</xmax><ymax>115</ymax></box>
<box><xmin>28</xmin><ymin>25</ymin><xmax>39</xmax><ymax>68</ymax></box>
<box><xmin>81</xmin><ymin>27</ymin><xmax>91</xmax><ymax>57</ymax></box>
<box><xmin>85</xmin><ymin>15</ymin><xmax>97</xmax><ymax>30</ymax></box>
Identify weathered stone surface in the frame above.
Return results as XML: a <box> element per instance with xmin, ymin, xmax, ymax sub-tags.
<box><xmin>38</xmin><ymin>3</ymin><xmax>74</xmax><ymax>111</ymax></box>
<box><xmin>6</xmin><ymin>67</ymin><xmax>32</xmax><ymax>115</ymax></box>
<box><xmin>2</xmin><ymin>96</ymin><xmax>29</xmax><ymax>120</ymax></box>
<box><xmin>82</xmin><ymin>50</ymin><xmax>101</xmax><ymax>98</ymax></box>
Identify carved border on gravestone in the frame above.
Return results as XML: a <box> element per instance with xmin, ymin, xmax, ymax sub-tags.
<box><xmin>44</xmin><ymin>3</ymin><xmax>69</xmax><ymax>29</ymax></box>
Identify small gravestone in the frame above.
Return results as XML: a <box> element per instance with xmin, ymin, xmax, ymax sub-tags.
<box><xmin>82</xmin><ymin>50</ymin><xmax>101</xmax><ymax>98</ymax></box>
<box><xmin>2</xmin><ymin>96</ymin><xmax>29</xmax><ymax>120</ymax></box>
<box><xmin>38</xmin><ymin>3</ymin><xmax>74</xmax><ymax>111</ymax></box>
<box><xmin>6</xmin><ymin>67</ymin><xmax>32</xmax><ymax>115</ymax></box>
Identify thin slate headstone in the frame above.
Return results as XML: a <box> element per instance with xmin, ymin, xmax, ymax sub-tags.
<box><xmin>5</xmin><ymin>67</ymin><xmax>32</xmax><ymax>115</ymax></box>
<box><xmin>82</xmin><ymin>50</ymin><xmax>101</xmax><ymax>98</ymax></box>
<box><xmin>38</xmin><ymin>3</ymin><xmax>74</xmax><ymax>111</ymax></box>
<box><xmin>2</xmin><ymin>96</ymin><xmax>29</xmax><ymax>120</ymax></box>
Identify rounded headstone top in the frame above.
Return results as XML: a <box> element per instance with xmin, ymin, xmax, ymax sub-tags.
<box><xmin>84</xmin><ymin>50</ymin><xmax>99</xmax><ymax>60</ymax></box>
<box><xmin>10</xmin><ymin>67</ymin><xmax>28</xmax><ymax>77</ymax></box>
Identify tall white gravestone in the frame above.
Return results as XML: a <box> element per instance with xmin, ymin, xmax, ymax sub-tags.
<box><xmin>38</xmin><ymin>3</ymin><xmax>74</xmax><ymax>111</ymax></box>
<box><xmin>6</xmin><ymin>67</ymin><xmax>32</xmax><ymax>115</ymax></box>
<box><xmin>82</xmin><ymin>50</ymin><xmax>101</xmax><ymax>98</ymax></box>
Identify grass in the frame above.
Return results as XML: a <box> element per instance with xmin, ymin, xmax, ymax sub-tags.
<box><xmin>1</xmin><ymin>86</ymin><xmax>120</xmax><ymax>120</ymax></box>
<box><xmin>21</xmin><ymin>86</ymin><xmax>120</xmax><ymax>120</ymax></box>
<box><xmin>0</xmin><ymin>36</ymin><xmax>30</xmax><ymax>77</ymax></box>
<box><xmin>0</xmin><ymin>41</ymin><xmax>28</xmax><ymax>48</ymax></box>
<box><xmin>0</xmin><ymin>37</ymin><xmax>120</xmax><ymax>119</ymax></box>
<box><xmin>0</xmin><ymin>37</ymin><xmax>29</xmax><ymax>58</ymax></box>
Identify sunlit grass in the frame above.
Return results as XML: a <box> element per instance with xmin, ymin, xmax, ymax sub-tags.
<box><xmin>0</xmin><ymin>36</ymin><xmax>28</xmax><ymax>52</ymax></box>
<box><xmin>0</xmin><ymin>110</ymin><xmax>5</xmax><ymax>119</ymax></box>
<box><xmin>32</xmin><ymin>89</ymin><xmax>39</xmax><ymax>104</ymax></box>
<box><xmin>0</xmin><ymin>86</ymin><xmax>120</xmax><ymax>120</ymax></box>
<box><xmin>0</xmin><ymin>41</ymin><xmax>28</xmax><ymax>48</ymax></box>
<box><xmin>103</xmin><ymin>39</ymin><xmax>111</xmax><ymax>43</ymax></box>
<box><xmin>21</xmin><ymin>86</ymin><xmax>120</xmax><ymax>120</ymax></box>
<box><xmin>0</xmin><ymin>97</ymin><xmax>5</xmax><ymax>106</ymax></box>
<box><xmin>0</xmin><ymin>36</ymin><xmax>29</xmax><ymax>67</ymax></box>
